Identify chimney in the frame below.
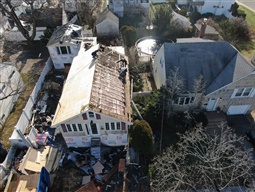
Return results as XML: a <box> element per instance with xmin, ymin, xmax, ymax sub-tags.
<box><xmin>199</xmin><ymin>18</ymin><xmax>207</xmax><ymax>38</ymax></box>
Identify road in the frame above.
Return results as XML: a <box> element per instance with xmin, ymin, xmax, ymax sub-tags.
<box><xmin>237</xmin><ymin>0</ymin><xmax>255</xmax><ymax>12</ymax></box>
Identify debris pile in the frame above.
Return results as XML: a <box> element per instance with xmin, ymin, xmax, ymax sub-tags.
<box><xmin>51</xmin><ymin>146</ymin><xmax>127</xmax><ymax>191</ymax></box>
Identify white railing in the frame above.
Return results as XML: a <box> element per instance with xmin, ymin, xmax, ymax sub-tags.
<box><xmin>9</xmin><ymin>58</ymin><xmax>53</xmax><ymax>147</ymax></box>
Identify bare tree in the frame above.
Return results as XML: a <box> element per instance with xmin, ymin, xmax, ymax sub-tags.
<box><xmin>65</xmin><ymin>0</ymin><xmax>101</xmax><ymax>27</ymax></box>
<box><xmin>193</xmin><ymin>74</ymin><xmax>206</xmax><ymax>110</ymax></box>
<box><xmin>151</xmin><ymin>123</ymin><xmax>255</xmax><ymax>191</ymax></box>
<box><xmin>0</xmin><ymin>0</ymin><xmax>50</xmax><ymax>42</ymax></box>
<box><xmin>161</xmin><ymin>67</ymin><xmax>185</xmax><ymax>118</ymax></box>
<box><xmin>0</xmin><ymin>65</ymin><xmax>23</xmax><ymax>100</ymax></box>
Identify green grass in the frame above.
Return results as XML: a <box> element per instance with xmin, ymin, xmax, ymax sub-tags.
<box><xmin>0</xmin><ymin>73</ymin><xmax>38</xmax><ymax>149</ymax></box>
<box><xmin>239</xmin><ymin>5</ymin><xmax>255</xmax><ymax>29</ymax></box>
<box><xmin>237</xmin><ymin>5</ymin><xmax>255</xmax><ymax>62</ymax></box>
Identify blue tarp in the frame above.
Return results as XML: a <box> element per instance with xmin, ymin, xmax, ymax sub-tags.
<box><xmin>36</xmin><ymin>167</ymin><xmax>50</xmax><ymax>192</ymax></box>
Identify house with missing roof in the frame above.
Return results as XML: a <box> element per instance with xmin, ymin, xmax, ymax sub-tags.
<box><xmin>95</xmin><ymin>9</ymin><xmax>119</xmax><ymax>38</ymax></box>
<box><xmin>152</xmin><ymin>39</ymin><xmax>255</xmax><ymax>115</ymax></box>
<box><xmin>46</xmin><ymin>23</ymin><xmax>97</xmax><ymax>70</ymax></box>
<box><xmin>51</xmin><ymin>43</ymin><xmax>132</xmax><ymax>148</ymax></box>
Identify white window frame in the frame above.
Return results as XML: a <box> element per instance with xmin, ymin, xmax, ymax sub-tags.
<box><xmin>105</xmin><ymin>123</ymin><xmax>110</xmax><ymax>130</ymax></box>
<box><xmin>57</xmin><ymin>46</ymin><xmax>71</xmax><ymax>55</ymax></box>
<box><xmin>110</xmin><ymin>122</ymin><xmax>115</xmax><ymax>130</ymax></box>
<box><xmin>231</xmin><ymin>88</ymin><xmax>253</xmax><ymax>98</ymax></box>
<box><xmin>66</xmin><ymin>124</ymin><xmax>83</xmax><ymax>132</ymax></box>
<box><xmin>173</xmin><ymin>95</ymin><xmax>195</xmax><ymax>105</ymax></box>
<box><xmin>88</xmin><ymin>111</ymin><xmax>95</xmax><ymax>118</ymax></box>
<box><xmin>85</xmin><ymin>124</ymin><xmax>90</xmax><ymax>135</ymax></box>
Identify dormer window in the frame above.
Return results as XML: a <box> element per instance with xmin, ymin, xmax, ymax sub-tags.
<box><xmin>89</xmin><ymin>112</ymin><xmax>95</xmax><ymax>118</ymax></box>
<box><xmin>57</xmin><ymin>46</ymin><xmax>71</xmax><ymax>54</ymax></box>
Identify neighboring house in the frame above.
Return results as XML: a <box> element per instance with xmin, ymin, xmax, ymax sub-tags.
<box><xmin>51</xmin><ymin>43</ymin><xmax>132</xmax><ymax>148</ymax></box>
<box><xmin>108</xmin><ymin>0</ymin><xmax>149</xmax><ymax>17</ymax></box>
<box><xmin>0</xmin><ymin>63</ymin><xmax>23</xmax><ymax>129</ymax></box>
<box><xmin>172</xmin><ymin>11</ymin><xmax>191</xmax><ymax>29</ymax></box>
<box><xmin>194</xmin><ymin>23</ymin><xmax>220</xmax><ymax>41</ymax></box>
<box><xmin>177</xmin><ymin>0</ymin><xmax>234</xmax><ymax>18</ymax></box>
<box><xmin>152</xmin><ymin>39</ymin><xmax>255</xmax><ymax>115</ymax></box>
<box><xmin>46</xmin><ymin>23</ymin><xmax>97</xmax><ymax>70</ymax></box>
<box><xmin>96</xmin><ymin>9</ymin><xmax>119</xmax><ymax>38</ymax></box>
<box><xmin>109</xmin><ymin>0</ymin><xmax>124</xmax><ymax>17</ymax></box>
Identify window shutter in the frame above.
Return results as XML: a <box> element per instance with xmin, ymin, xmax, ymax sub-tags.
<box><xmin>61</xmin><ymin>124</ymin><xmax>67</xmax><ymax>132</ymax></box>
<box><xmin>121</xmin><ymin>122</ymin><xmax>126</xmax><ymax>130</ymax></box>
<box><xmin>96</xmin><ymin>114</ymin><xmax>101</xmax><ymax>119</ymax></box>
<box><xmin>82</xmin><ymin>113</ymin><xmax>88</xmax><ymax>120</ymax></box>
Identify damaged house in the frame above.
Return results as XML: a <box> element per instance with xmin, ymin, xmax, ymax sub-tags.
<box><xmin>47</xmin><ymin>23</ymin><xmax>97</xmax><ymax>70</ymax></box>
<box><xmin>51</xmin><ymin>43</ymin><xmax>132</xmax><ymax>148</ymax></box>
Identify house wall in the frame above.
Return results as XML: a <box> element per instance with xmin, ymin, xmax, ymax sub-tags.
<box><xmin>96</xmin><ymin>20</ymin><xmax>119</xmax><ymax>37</ymax></box>
<box><xmin>109</xmin><ymin>0</ymin><xmax>124</xmax><ymax>17</ymax></box>
<box><xmin>205</xmin><ymin>72</ymin><xmax>255</xmax><ymax>114</ymax></box>
<box><xmin>47</xmin><ymin>42</ymin><xmax>80</xmax><ymax>69</ymax></box>
<box><xmin>0</xmin><ymin>65</ymin><xmax>23</xmax><ymax>130</ymax></box>
<box><xmin>4</xmin><ymin>27</ymin><xmax>47</xmax><ymax>42</ymax></box>
<box><xmin>151</xmin><ymin>44</ymin><xmax>166</xmax><ymax>89</ymax></box>
<box><xmin>195</xmin><ymin>0</ymin><xmax>234</xmax><ymax>17</ymax></box>
<box><xmin>56</xmin><ymin>110</ymin><xmax>130</xmax><ymax>148</ymax></box>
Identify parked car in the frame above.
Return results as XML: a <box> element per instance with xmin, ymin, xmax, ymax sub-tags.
<box><xmin>246</xmin><ymin>130</ymin><xmax>255</xmax><ymax>149</ymax></box>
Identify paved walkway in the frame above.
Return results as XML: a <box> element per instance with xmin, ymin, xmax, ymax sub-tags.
<box><xmin>237</xmin><ymin>0</ymin><xmax>255</xmax><ymax>12</ymax></box>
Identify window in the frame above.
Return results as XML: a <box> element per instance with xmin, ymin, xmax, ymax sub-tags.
<box><xmin>89</xmin><ymin>112</ymin><xmax>95</xmax><ymax>118</ymax></box>
<box><xmin>111</xmin><ymin>122</ymin><xmax>115</xmax><ymax>130</ymax></box>
<box><xmin>61</xmin><ymin>124</ymin><xmax>67</xmax><ymax>132</ymax></box>
<box><xmin>9</xmin><ymin>71</ymin><xmax>15</xmax><ymax>79</ymax></box>
<box><xmin>121</xmin><ymin>122</ymin><xmax>126</xmax><ymax>130</ymax></box>
<box><xmin>105</xmin><ymin>123</ymin><xmax>110</xmax><ymax>130</ymax></box>
<box><xmin>85</xmin><ymin>124</ymin><xmax>90</xmax><ymax>135</ymax></box>
<box><xmin>57</xmin><ymin>46</ymin><xmax>71</xmax><ymax>54</ymax></box>
<box><xmin>174</xmin><ymin>96</ymin><xmax>195</xmax><ymax>105</ymax></box>
<box><xmin>78</xmin><ymin>124</ymin><xmax>83</xmax><ymax>131</ymax></box>
<box><xmin>72</xmin><ymin>124</ymin><xmax>77</xmax><ymax>132</ymax></box>
<box><xmin>116</xmin><ymin>122</ymin><xmax>121</xmax><ymax>130</ymax></box>
<box><xmin>233</xmin><ymin>88</ymin><xmax>253</xmax><ymax>97</ymax></box>
<box><xmin>0</xmin><ymin>85</ymin><xmax>6</xmax><ymax>93</ymax></box>
<box><xmin>96</xmin><ymin>114</ymin><xmax>101</xmax><ymax>119</ymax></box>
<box><xmin>66</xmin><ymin>124</ymin><xmax>72</xmax><ymax>132</ymax></box>
<box><xmin>82</xmin><ymin>113</ymin><xmax>87</xmax><ymax>120</ymax></box>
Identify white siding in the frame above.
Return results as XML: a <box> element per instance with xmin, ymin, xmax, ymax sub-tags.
<box><xmin>152</xmin><ymin>44</ymin><xmax>166</xmax><ymax>89</ymax></box>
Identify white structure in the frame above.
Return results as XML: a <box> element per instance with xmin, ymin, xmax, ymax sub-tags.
<box><xmin>177</xmin><ymin>0</ymin><xmax>235</xmax><ymax>18</ymax></box>
<box><xmin>96</xmin><ymin>9</ymin><xmax>119</xmax><ymax>37</ymax></box>
<box><xmin>0</xmin><ymin>63</ymin><xmax>23</xmax><ymax>129</ymax></box>
<box><xmin>51</xmin><ymin>43</ymin><xmax>132</xmax><ymax>148</ymax></box>
<box><xmin>47</xmin><ymin>23</ymin><xmax>97</xmax><ymax>69</ymax></box>
<box><xmin>109</xmin><ymin>0</ymin><xmax>124</xmax><ymax>17</ymax></box>
<box><xmin>152</xmin><ymin>39</ymin><xmax>255</xmax><ymax>115</ymax></box>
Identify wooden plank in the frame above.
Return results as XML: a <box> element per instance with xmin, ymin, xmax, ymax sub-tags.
<box><xmin>118</xmin><ymin>158</ymin><xmax>125</xmax><ymax>172</ymax></box>
<box><xmin>24</xmin><ymin>161</ymin><xmax>42</xmax><ymax>173</ymax></box>
<box><xmin>16</xmin><ymin>180</ymin><xmax>27</xmax><ymax>192</ymax></box>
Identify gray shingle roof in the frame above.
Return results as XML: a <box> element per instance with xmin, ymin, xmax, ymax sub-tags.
<box><xmin>46</xmin><ymin>24</ymin><xmax>82</xmax><ymax>47</ymax></box>
<box><xmin>96</xmin><ymin>9</ymin><xmax>119</xmax><ymax>25</ymax></box>
<box><xmin>163</xmin><ymin>41</ymin><xmax>255</xmax><ymax>94</ymax></box>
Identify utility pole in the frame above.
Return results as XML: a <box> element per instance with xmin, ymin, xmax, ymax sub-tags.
<box><xmin>159</xmin><ymin>98</ymin><xmax>165</xmax><ymax>154</ymax></box>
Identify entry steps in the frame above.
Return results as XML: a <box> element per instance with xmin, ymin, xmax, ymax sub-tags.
<box><xmin>90</xmin><ymin>137</ymin><xmax>101</xmax><ymax>161</ymax></box>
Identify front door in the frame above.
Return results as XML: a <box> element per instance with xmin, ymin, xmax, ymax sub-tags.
<box><xmin>90</xmin><ymin>123</ymin><xmax>99</xmax><ymax>137</ymax></box>
<box><xmin>206</xmin><ymin>98</ymin><xmax>218</xmax><ymax>111</ymax></box>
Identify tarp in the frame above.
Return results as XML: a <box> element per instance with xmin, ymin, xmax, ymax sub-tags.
<box><xmin>36</xmin><ymin>167</ymin><xmax>50</xmax><ymax>192</ymax></box>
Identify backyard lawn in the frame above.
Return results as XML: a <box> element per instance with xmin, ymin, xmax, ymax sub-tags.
<box><xmin>238</xmin><ymin>5</ymin><xmax>255</xmax><ymax>62</ymax></box>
